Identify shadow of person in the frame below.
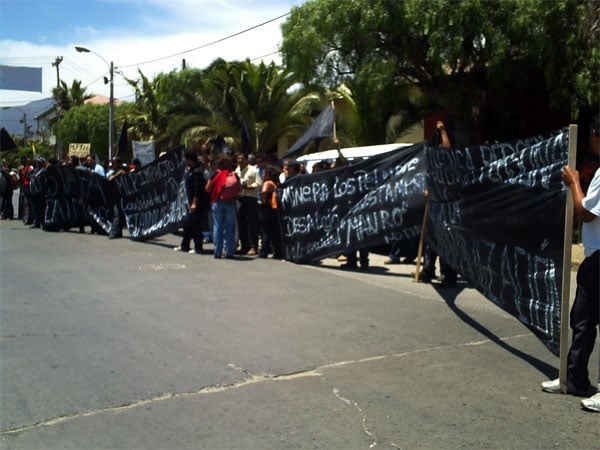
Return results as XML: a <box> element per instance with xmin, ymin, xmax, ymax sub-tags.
<box><xmin>433</xmin><ymin>282</ymin><xmax>558</xmax><ymax>379</ymax></box>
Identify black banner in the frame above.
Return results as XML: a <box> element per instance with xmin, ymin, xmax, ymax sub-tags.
<box><xmin>113</xmin><ymin>147</ymin><xmax>188</xmax><ymax>241</ymax></box>
<box><xmin>279</xmin><ymin>143</ymin><xmax>427</xmax><ymax>263</ymax></box>
<box><xmin>425</xmin><ymin>128</ymin><xmax>568</xmax><ymax>354</ymax></box>
<box><xmin>36</xmin><ymin>167</ymin><xmax>114</xmax><ymax>232</ymax></box>
<box><xmin>76</xmin><ymin>168</ymin><xmax>115</xmax><ymax>233</ymax></box>
<box><xmin>43</xmin><ymin>165</ymin><xmax>85</xmax><ymax>231</ymax></box>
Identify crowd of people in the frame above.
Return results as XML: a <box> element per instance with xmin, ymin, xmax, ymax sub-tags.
<box><xmin>2</xmin><ymin>118</ymin><xmax>599</xmax><ymax>413</ymax></box>
<box><xmin>1</xmin><ymin>145</ymin><xmax>339</xmax><ymax>262</ymax></box>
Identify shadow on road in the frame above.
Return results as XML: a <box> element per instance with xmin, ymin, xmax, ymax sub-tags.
<box><xmin>433</xmin><ymin>283</ymin><xmax>558</xmax><ymax>379</ymax></box>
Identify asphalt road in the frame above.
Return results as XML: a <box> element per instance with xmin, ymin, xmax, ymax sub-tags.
<box><xmin>0</xmin><ymin>217</ymin><xmax>598</xmax><ymax>449</ymax></box>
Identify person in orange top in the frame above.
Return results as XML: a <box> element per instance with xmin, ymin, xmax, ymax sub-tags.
<box><xmin>258</xmin><ymin>165</ymin><xmax>283</xmax><ymax>259</ymax></box>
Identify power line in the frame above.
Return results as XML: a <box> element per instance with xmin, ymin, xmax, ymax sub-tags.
<box><xmin>251</xmin><ymin>50</ymin><xmax>282</xmax><ymax>61</ymax></box>
<box><xmin>119</xmin><ymin>11</ymin><xmax>291</xmax><ymax>69</ymax></box>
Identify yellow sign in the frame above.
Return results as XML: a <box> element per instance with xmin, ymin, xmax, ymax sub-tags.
<box><xmin>68</xmin><ymin>143</ymin><xmax>91</xmax><ymax>157</ymax></box>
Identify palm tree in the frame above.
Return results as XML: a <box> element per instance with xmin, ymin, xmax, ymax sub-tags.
<box><xmin>52</xmin><ymin>79</ymin><xmax>92</xmax><ymax>114</ymax></box>
<box><xmin>124</xmin><ymin>70</ymin><xmax>165</xmax><ymax>145</ymax></box>
<box><xmin>209</xmin><ymin>59</ymin><xmax>323</xmax><ymax>155</ymax></box>
<box><xmin>123</xmin><ymin>60</ymin><xmax>324</xmax><ymax>156</ymax></box>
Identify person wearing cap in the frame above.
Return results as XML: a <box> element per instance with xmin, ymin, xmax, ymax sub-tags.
<box><xmin>541</xmin><ymin>116</ymin><xmax>600</xmax><ymax>412</ymax></box>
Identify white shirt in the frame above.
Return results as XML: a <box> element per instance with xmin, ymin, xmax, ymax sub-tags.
<box><xmin>94</xmin><ymin>164</ymin><xmax>106</xmax><ymax>178</ymax></box>
<box><xmin>236</xmin><ymin>164</ymin><xmax>261</xmax><ymax>198</ymax></box>
<box><xmin>581</xmin><ymin>168</ymin><xmax>600</xmax><ymax>256</ymax></box>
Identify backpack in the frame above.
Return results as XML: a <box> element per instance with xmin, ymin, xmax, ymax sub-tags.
<box><xmin>219</xmin><ymin>171</ymin><xmax>241</xmax><ymax>201</ymax></box>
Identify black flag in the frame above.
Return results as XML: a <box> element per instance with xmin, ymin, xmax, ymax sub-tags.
<box><xmin>117</xmin><ymin>119</ymin><xmax>128</xmax><ymax>156</ymax></box>
<box><xmin>241</xmin><ymin>119</ymin><xmax>252</xmax><ymax>154</ymax></box>
<box><xmin>0</xmin><ymin>127</ymin><xmax>17</xmax><ymax>151</ymax></box>
<box><xmin>283</xmin><ymin>105</ymin><xmax>334</xmax><ymax>158</ymax></box>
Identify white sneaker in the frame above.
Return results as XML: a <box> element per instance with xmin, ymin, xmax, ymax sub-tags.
<box><xmin>174</xmin><ymin>246</ymin><xmax>183</xmax><ymax>252</ymax></box>
<box><xmin>188</xmin><ymin>249</ymin><xmax>199</xmax><ymax>254</ymax></box>
<box><xmin>581</xmin><ymin>393</ymin><xmax>600</xmax><ymax>412</ymax></box>
<box><xmin>541</xmin><ymin>378</ymin><xmax>562</xmax><ymax>393</ymax></box>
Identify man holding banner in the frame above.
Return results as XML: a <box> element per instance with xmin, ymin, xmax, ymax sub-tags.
<box><xmin>174</xmin><ymin>151</ymin><xmax>208</xmax><ymax>254</ymax></box>
<box><xmin>541</xmin><ymin>117</ymin><xmax>600</xmax><ymax>412</ymax></box>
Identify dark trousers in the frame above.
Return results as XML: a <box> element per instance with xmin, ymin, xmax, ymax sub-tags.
<box><xmin>238</xmin><ymin>196</ymin><xmax>259</xmax><ymax>251</ymax></box>
<box><xmin>388</xmin><ymin>238</ymin><xmax>418</xmax><ymax>261</ymax></box>
<box><xmin>180</xmin><ymin>210</ymin><xmax>204</xmax><ymax>251</ymax></box>
<box><xmin>345</xmin><ymin>249</ymin><xmax>369</xmax><ymax>268</ymax></box>
<box><xmin>422</xmin><ymin>245</ymin><xmax>457</xmax><ymax>282</ymax></box>
<box><xmin>567</xmin><ymin>250</ymin><xmax>600</xmax><ymax>393</ymax></box>
<box><xmin>1</xmin><ymin>191</ymin><xmax>14</xmax><ymax>219</ymax></box>
<box><xmin>30</xmin><ymin>193</ymin><xmax>44</xmax><ymax>227</ymax></box>
<box><xmin>259</xmin><ymin>205</ymin><xmax>283</xmax><ymax>258</ymax></box>
<box><xmin>19</xmin><ymin>188</ymin><xmax>33</xmax><ymax>224</ymax></box>
<box><xmin>109</xmin><ymin>201</ymin><xmax>124</xmax><ymax>238</ymax></box>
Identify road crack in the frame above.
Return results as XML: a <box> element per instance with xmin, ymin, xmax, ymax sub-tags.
<box><xmin>1</xmin><ymin>333</ymin><xmax>531</xmax><ymax>437</ymax></box>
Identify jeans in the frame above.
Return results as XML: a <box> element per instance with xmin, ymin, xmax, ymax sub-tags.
<box><xmin>212</xmin><ymin>200</ymin><xmax>237</xmax><ymax>257</ymax></box>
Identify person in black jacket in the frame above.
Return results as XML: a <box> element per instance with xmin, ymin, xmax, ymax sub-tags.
<box><xmin>174</xmin><ymin>151</ymin><xmax>208</xmax><ymax>254</ymax></box>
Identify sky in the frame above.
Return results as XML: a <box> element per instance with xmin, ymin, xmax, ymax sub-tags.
<box><xmin>0</xmin><ymin>0</ymin><xmax>306</xmax><ymax>107</ymax></box>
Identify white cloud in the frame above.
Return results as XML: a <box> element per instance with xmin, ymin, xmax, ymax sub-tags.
<box><xmin>0</xmin><ymin>0</ymin><xmax>302</xmax><ymax>106</ymax></box>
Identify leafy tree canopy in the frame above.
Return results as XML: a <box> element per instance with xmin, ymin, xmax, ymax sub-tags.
<box><xmin>281</xmin><ymin>0</ymin><xmax>598</xmax><ymax>143</ymax></box>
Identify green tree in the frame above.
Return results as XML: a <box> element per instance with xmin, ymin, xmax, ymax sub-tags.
<box><xmin>54</xmin><ymin>104</ymin><xmax>110</xmax><ymax>160</ymax></box>
<box><xmin>124</xmin><ymin>70</ymin><xmax>164</xmax><ymax>144</ymax></box>
<box><xmin>124</xmin><ymin>59</ymin><xmax>323</xmax><ymax>156</ymax></box>
<box><xmin>209</xmin><ymin>59</ymin><xmax>323</xmax><ymax>155</ymax></box>
<box><xmin>52</xmin><ymin>79</ymin><xmax>92</xmax><ymax>114</ymax></box>
<box><xmin>281</xmin><ymin>0</ymin><xmax>598</xmax><ymax>144</ymax></box>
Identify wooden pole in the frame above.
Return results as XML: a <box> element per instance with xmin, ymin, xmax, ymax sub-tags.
<box><xmin>414</xmin><ymin>194</ymin><xmax>430</xmax><ymax>282</ymax></box>
<box><xmin>559</xmin><ymin>125</ymin><xmax>578</xmax><ymax>393</ymax></box>
<box><xmin>331</xmin><ymin>100</ymin><xmax>337</xmax><ymax>141</ymax></box>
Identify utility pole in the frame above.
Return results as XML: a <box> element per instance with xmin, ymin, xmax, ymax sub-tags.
<box><xmin>52</xmin><ymin>56</ymin><xmax>63</xmax><ymax>88</ymax></box>
<box><xmin>52</xmin><ymin>56</ymin><xmax>64</xmax><ymax>159</ymax></box>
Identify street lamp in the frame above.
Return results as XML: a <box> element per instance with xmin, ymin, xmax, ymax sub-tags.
<box><xmin>74</xmin><ymin>45</ymin><xmax>114</xmax><ymax>160</ymax></box>
<box><xmin>2</xmin><ymin>106</ymin><xmax>28</xmax><ymax>144</ymax></box>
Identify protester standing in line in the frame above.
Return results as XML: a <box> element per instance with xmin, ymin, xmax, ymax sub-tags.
<box><xmin>28</xmin><ymin>157</ymin><xmax>45</xmax><ymax>228</ymax></box>
<box><xmin>175</xmin><ymin>151</ymin><xmax>208</xmax><ymax>254</ymax></box>
<box><xmin>0</xmin><ymin>161</ymin><xmax>16</xmax><ymax>220</ymax></box>
<box><xmin>417</xmin><ymin>120</ymin><xmax>458</xmax><ymax>287</ymax></box>
<box><xmin>85</xmin><ymin>154</ymin><xmax>106</xmax><ymax>177</ymax></box>
<box><xmin>206</xmin><ymin>155</ymin><xmax>241</xmax><ymax>259</ymax></box>
<box><xmin>279</xmin><ymin>159</ymin><xmax>301</xmax><ymax>184</ymax></box>
<box><xmin>18</xmin><ymin>156</ymin><xmax>33</xmax><ymax>224</ymax></box>
<box><xmin>541</xmin><ymin>116</ymin><xmax>600</xmax><ymax>412</ymax></box>
<box><xmin>107</xmin><ymin>156</ymin><xmax>128</xmax><ymax>239</ymax></box>
<box><xmin>235</xmin><ymin>152</ymin><xmax>261</xmax><ymax>255</ymax></box>
<box><xmin>82</xmin><ymin>155</ymin><xmax>108</xmax><ymax>234</ymax></box>
<box><xmin>258</xmin><ymin>165</ymin><xmax>283</xmax><ymax>259</ymax></box>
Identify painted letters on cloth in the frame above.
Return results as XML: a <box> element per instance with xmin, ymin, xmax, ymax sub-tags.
<box><xmin>424</xmin><ymin>128</ymin><xmax>569</xmax><ymax>354</ymax></box>
<box><xmin>43</xmin><ymin>166</ymin><xmax>85</xmax><ymax>231</ymax></box>
<box><xmin>279</xmin><ymin>143</ymin><xmax>427</xmax><ymax>263</ymax></box>
<box><xmin>77</xmin><ymin>169</ymin><xmax>115</xmax><ymax>233</ymax></box>
<box><xmin>39</xmin><ymin>167</ymin><xmax>114</xmax><ymax>232</ymax></box>
<box><xmin>114</xmin><ymin>147</ymin><xmax>188</xmax><ymax>241</ymax></box>
<box><xmin>132</xmin><ymin>141</ymin><xmax>155</xmax><ymax>166</ymax></box>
